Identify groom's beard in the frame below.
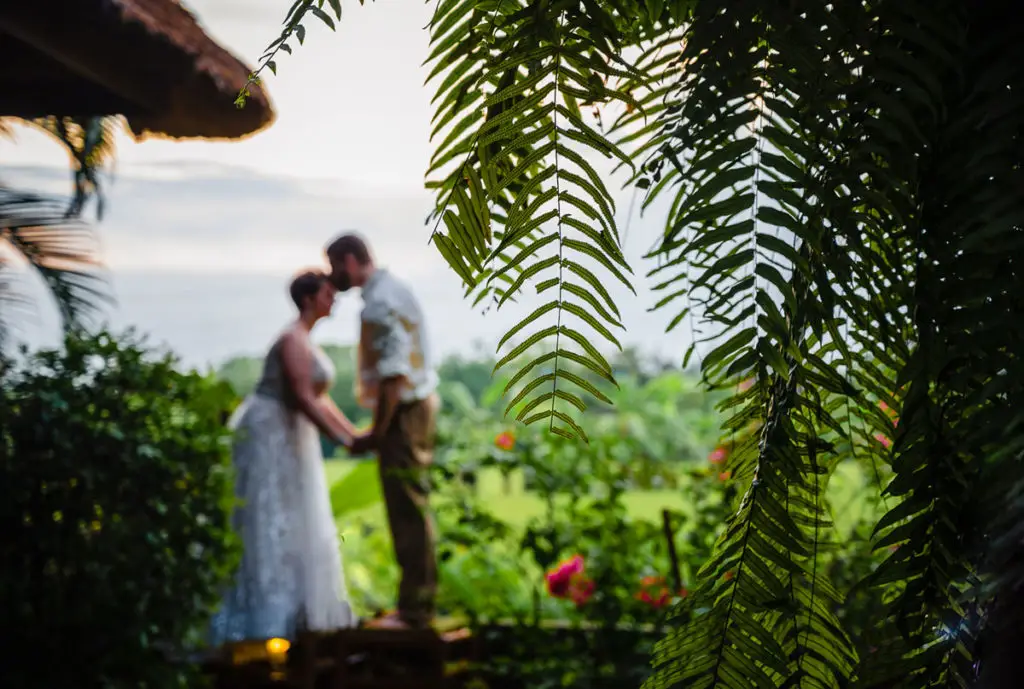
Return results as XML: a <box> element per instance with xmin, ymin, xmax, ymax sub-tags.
<box><xmin>331</xmin><ymin>272</ymin><xmax>352</xmax><ymax>292</ymax></box>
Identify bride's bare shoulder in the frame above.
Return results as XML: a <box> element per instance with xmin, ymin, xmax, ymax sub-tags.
<box><xmin>274</xmin><ymin>324</ymin><xmax>312</xmax><ymax>353</ymax></box>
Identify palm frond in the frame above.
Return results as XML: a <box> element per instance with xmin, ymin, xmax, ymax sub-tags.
<box><xmin>632</xmin><ymin>2</ymin><xmax>883</xmax><ymax>687</ymax></box>
<box><xmin>29</xmin><ymin>116</ymin><xmax>121</xmax><ymax>220</ymax></box>
<box><xmin>0</xmin><ymin>187</ymin><xmax>109</xmax><ymax>339</ymax></box>
<box><xmin>421</xmin><ymin>0</ymin><xmax>664</xmax><ymax>440</ymax></box>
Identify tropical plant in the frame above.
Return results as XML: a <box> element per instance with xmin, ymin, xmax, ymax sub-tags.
<box><xmin>0</xmin><ymin>187</ymin><xmax>107</xmax><ymax>346</ymax></box>
<box><xmin>0</xmin><ymin>330</ymin><xmax>240</xmax><ymax>689</ymax></box>
<box><xmin>255</xmin><ymin>1</ymin><xmax>1024</xmax><ymax>687</ymax></box>
<box><xmin>29</xmin><ymin>116</ymin><xmax>121</xmax><ymax>219</ymax></box>
<box><xmin>0</xmin><ymin>116</ymin><xmax>118</xmax><ymax>346</ymax></box>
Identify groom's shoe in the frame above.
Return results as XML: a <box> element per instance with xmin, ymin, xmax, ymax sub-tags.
<box><xmin>364</xmin><ymin>610</ymin><xmax>433</xmax><ymax>630</ymax></box>
<box><xmin>369</xmin><ymin>616</ymin><xmax>410</xmax><ymax>630</ymax></box>
<box><xmin>364</xmin><ymin>611</ymin><xmax>412</xmax><ymax>630</ymax></box>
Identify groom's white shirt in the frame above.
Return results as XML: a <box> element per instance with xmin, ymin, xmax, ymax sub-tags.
<box><xmin>358</xmin><ymin>268</ymin><xmax>438</xmax><ymax>407</ymax></box>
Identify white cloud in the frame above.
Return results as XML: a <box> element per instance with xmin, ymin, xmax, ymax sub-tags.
<box><xmin>2</xmin><ymin>161</ymin><xmax>687</xmax><ymax>368</ymax></box>
<box><xmin>0</xmin><ymin>1</ymin><xmax>695</xmax><ymax>367</ymax></box>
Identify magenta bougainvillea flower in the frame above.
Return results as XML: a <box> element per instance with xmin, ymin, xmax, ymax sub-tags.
<box><xmin>546</xmin><ymin>555</ymin><xmax>584</xmax><ymax>597</ymax></box>
<box><xmin>545</xmin><ymin>555</ymin><xmax>594</xmax><ymax>607</ymax></box>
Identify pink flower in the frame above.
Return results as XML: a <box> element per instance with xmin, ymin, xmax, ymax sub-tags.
<box><xmin>874</xmin><ymin>433</ymin><xmax>892</xmax><ymax>449</ymax></box>
<box><xmin>708</xmin><ymin>447</ymin><xmax>727</xmax><ymax>464</ymax></box>
<box><xmin>546</xmin><ymin>555</ymin><xmax>585</xmax><ymax>598</ymax></box>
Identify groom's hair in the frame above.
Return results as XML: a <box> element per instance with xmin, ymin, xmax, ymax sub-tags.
<box><xmin>289</xmin><ymin>270</ymin><xmax>327</xmax><ymax>309</ymax></box>
<box><xmin>325</xmin><ymin>233</ymin><xmax>371</xmax><ymax>265</ymax></box>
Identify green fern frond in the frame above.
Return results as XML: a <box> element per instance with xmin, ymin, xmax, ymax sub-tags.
<box><xmin>240</xmin><ymin>0</ymin><xmax>347</xmax><ymax>102</ymax></box>
<box><xmin>423</xmin><ymin>0</ymin><xmax>652</xmax><ymax>439</ymax></box>
<box><xmin>629</xmin><ymin>3</ymin><xmax>887</xmax><ymax>687</ymax></box>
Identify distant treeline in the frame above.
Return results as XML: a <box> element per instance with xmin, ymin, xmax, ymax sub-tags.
<box><xmin>216</xmin><ymin>345</ymin><xmax>685</xmax><ymax>424</ymax></box>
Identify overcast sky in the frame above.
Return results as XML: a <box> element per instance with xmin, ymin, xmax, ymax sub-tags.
<box><xmin>0</xmin><ymin>0</ymin><xmax>691</xmax><ymax>369</ymax></box>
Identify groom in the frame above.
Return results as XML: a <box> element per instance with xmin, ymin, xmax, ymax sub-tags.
<box><xmin>326</xmin><ymin>233</ymin><xmax>440</xmax><ymax>630</ymax></box>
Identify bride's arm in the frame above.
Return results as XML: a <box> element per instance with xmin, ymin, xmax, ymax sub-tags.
<box><xmin>279</xmin><ymin>330</ymin><xmax>350</xmax><ymax>445</ymax></box>
<box><xmin>318</xmin><ymin>396</ymin><xmax>358</xmax><ymax>438</ymax></box>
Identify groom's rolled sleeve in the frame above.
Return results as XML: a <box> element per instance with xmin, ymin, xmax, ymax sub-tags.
<box><xmin>370</xmin><ymin>310</ymin><xmax>413</xmax><ymax>381</ymax></box>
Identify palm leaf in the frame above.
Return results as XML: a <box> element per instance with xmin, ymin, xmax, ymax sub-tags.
<box><xmin>0</xmin><ymin>187</ymin><xmax>109</xmax><ymax>340</ymax></box>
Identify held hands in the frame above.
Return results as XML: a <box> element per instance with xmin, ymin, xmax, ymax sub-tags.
<box><xmin>348</xmin><ymin>431</ymin><xmax>377</xmax><ymax>456</ymax></box>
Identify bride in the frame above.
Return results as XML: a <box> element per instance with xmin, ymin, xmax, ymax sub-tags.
<box><xmin>210</xmin><ymin>270</ymin><xmax>358</xmax><ymax>644</ymax></box>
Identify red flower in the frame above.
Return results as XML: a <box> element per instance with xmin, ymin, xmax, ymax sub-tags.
<box><xmin>636</xmin><ymin>576</ymin><xmax>680</xmax><ymax>609</ymax></box>
<box><xmin>874</xmin><ymin>432</ymin><xmax>892</xmax><ymax>449</ymax></box>
<box><xmin>718</xmin><ymin>470</ymin><xmax>732</xmax><ymax>481</ymax></box>
<box><xmin>724</xmin><ymin>570</ymin><xmax>735</xmax><ymax>581</ymax></box>
<box><xmin>494</xmin><ymin>431</ymin><xmax>515</xmax><ymax>451</ymax></box>
<box><xmin>636</xmin><ymin>588</ymin><xmax>671</xmax><ymax>608</ymax></box>
<box><xmin>708</xmin><ymin>447</ymin><xmax>727</xmax><ymax>464</ymax></box>
<box><xmin>546</xmin><ymin>555</ymin><xmax>585</xmax><ymax>598</ymax></box>
<box><xmin>569</xmin><ymin>577</ymin><xmax>596</xmax><ymax>607</ymax></box>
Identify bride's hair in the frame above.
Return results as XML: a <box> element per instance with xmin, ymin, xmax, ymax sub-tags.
<box><xmin>289</xmin><ymin>270</ymin><xmax>328</xmax><ymax>310</ymax></box>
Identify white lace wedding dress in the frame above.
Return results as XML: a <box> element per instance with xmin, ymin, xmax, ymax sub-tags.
<box><xmin>209</xmin><ymin>339</ymin><xmax>356</xmax><ymax>644</ymax></box>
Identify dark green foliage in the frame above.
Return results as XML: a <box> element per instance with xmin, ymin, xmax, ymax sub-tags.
<box><xmin>249</xmin><ymin>0</ymin><xmax>1024</xmax><ymax>686</ymax></box>
<box><xmin>0</xmin><ymin>331</ymin><xmax>240</xmax><ymax>689</ymax></box>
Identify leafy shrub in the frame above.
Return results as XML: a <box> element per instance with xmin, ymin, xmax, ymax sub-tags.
<box><xmin>0</xmin><ymin>331</ymin><xmax>240</xmax><ymax>689</ymax></box>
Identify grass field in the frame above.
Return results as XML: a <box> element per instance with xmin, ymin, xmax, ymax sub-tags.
<box><xmin>324</xmin><ymin>458</ymin><xmax>876</xmax><ymax>535</ymax></box>
<box><xmin>325</xmin><ymin>457</ymin><xmax>881</xmax><ymax>616</ymax></box>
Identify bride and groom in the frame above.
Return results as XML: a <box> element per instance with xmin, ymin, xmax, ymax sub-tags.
<box><xmin>209</xmin><ymin>232</ymin><xmax>440</xmax><ymax>645</ymax></box>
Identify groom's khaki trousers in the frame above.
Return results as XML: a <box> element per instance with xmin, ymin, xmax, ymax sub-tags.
<box><xmin>377</xmin><ymin>393</ymin><xmax>439</xmax><ymax>626</ymax></box>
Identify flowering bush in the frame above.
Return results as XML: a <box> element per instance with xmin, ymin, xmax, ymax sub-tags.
<box><xmin>321</xmin><ymin>359</ymin><xmax>888</xmax><ymax>688</ymax></box>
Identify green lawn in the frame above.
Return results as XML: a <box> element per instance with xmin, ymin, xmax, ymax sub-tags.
<box><xmin>324</xmin><ymin>458</ymin><xmax>875</xmax><ymax>535</ymax></box>
<box><xmin>326</xmin><ymin>458</ymin><xmax>879</xmax><ymax>615</ymax></box>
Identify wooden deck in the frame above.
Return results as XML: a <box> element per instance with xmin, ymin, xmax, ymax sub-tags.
<box><xmin>206</xmin><ymin>621</ymin><xmax>479</xmax><ymax>689</ymax></box>
<box><xmin>204</xmin><ymin>618</ymin><xmax>661</xmax><ymax>689</ymax></box>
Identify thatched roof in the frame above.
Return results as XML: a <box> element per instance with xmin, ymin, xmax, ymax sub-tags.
<box><xmin>0</xmin><ymin>0</ymin><xmax>275</xmax><ymax>141</ymax></box>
